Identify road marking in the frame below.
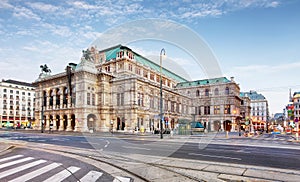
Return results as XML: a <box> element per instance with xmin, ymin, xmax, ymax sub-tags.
<box><xmin>0</xmin><ymin>157</ymin><xmax>34</xmax><ymax>169</ymax></box>
<box><xmin>236</xmin><ymin>150</ymin><xmax>251</xmax><ymax>154</ymax></box>
<box><xmin>0</xmin><ymin>160</ymin><xmax>47</xmax><ymax>179</ymax></box>
<box><xmin>0</xmin><ymin>155</ymin><xmax>23</xmax><ymax>163</ymax></box>
<box><xmin>122</xmin><ymin>146</ymin><xmax>151</xmax><ymax>151</ymax></box>
<box><xmin>104</xmin><ymin>140</ymin><xmax>110</xmax><ymax>148</ymax></box>
<box><xmin>205</xmin><ymin>147</ymin><xmax>250</xmax><ymax>154</ymax></box>
<box><xmin>80</xmin><ymin>170</ymin><xmax>103</xmax><ymax>182</ymax></box>
<box><xmin>43</xmin><ymin>166</ymin><xmax>80</xmax><ymax>182</ymax></box>
<box><xmin>51</xmin><ymin>138</ymin><xmax>69</xmax><ymax>141</ymax></box>
<box><xmin>80</xmin><ymin>141</ymin><xmax>102</xmax><ymax>145</ymax></box>
<box><xmin>113</xmin><ymin>176</ymin><xmax>131</xmax><ymax>182</ymax></box>
<box><xmin>9</xmin><ymin>162</ymin><xmax>61</xmax><ymax>182</ymax></box>
<box><xmin>188</xmin><ymin>153</ymin><xmax>241</xmax><ymax>160</ymax></box>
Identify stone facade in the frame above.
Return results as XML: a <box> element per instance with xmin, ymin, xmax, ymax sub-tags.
<box><xmin>34</xmin><ymin>45</ymin><xmax>249</xmax><ymax>133</ymax></box>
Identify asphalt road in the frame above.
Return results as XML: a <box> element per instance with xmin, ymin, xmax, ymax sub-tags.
<box><xmin>171</xmin><ymin>142</ymin><xmax>300</xmax><ymax>170</ymax></box>
<box><xmin>1</xmin><ymin>130</ymin><xmax>300</xmax><ymax>171</ymax></box>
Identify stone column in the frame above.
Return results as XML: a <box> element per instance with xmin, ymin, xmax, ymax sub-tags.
<box><xmin>66</xmin><ymin>114</ymin><xmax>73</xmax><ymax>131</ymax></box>
<box><xmin>221</xmin><ymin>120</ymin><xmax>224</xmax><ymax>131</ymax></box>
<box><xmin>46</xmin><ymin>92</ymin><xmax>50</xmax><ymax>110</ymax></box>
<box><xmin>67</xmin><ymin>95</ymin><xmax>71</xmax><ymax>108</ymax></box>
<box><xmin>45</xmin><ymin>115</ymin><xmax>49</xmax><ymax>131</ymax></box>
<box><xmin>145</xmin><ymin>115</ymin><xmax>150</xmax><ymax>132</ymax></box>
<box><xmin>231</xmin><ymin>117</ymin><xmax>235</xmax><ymax>132</ymax></box>
<box><xmin>59</xmin><ymin>114</ymin><xmax>64</xmax><ymax>131</ymax></box>
<box><xmin>74</xmin><ymin>119</ymin><xmax>79</xmax><ymax>132</ymax></box>
<box><xmin>60</xmin><ymin>87</ymin><xmax>64</xmax><ymax>109</ymax></box>
<box><xmin>53</xmin><ymin>94</ymin><xmax>56</xmax><ymax>109</ymax></box>
<box><xmin>53</xmin><ymin>117</ymin><xmax>57</xmax><ymax>131</ymax></box>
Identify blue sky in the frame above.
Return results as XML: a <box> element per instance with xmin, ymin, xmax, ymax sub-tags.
<box><xmin>0</xmin><ymin>0</ymin><xmax>300</xmax><ymax>114</ymax></box>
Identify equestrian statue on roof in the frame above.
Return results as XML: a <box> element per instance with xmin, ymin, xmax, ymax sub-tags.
<box><xmin>40</xmin><ymin>64</ymin><xmax>51</xmax><ymax>74</ymax></box>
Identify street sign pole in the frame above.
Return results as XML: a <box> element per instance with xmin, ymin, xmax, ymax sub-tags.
<box><xmin>296</xmin><ymin>122</ymin><xmax>299</xmax><ymax>141</ymax></box>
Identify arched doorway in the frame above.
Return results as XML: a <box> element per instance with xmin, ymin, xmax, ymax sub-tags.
<box><xmin>87</xmin><ymin>114</ymin><xmax>96</xmax><ymax>131</ymax></box>
<box><xmin>121</xmin><ymin>117</ymin><xmax>125</xmax><ymax>130</ymax></box>
<box><xmin>56</xmin><ymin>115</ymin><xmax>60</xmax><ymax>130</ymax></box>
<box><xmin>71</xmin><ymin>114</ymin><xmax>75</xmax><ymax>130</ymax></box>
<box><xmin>116</xmin><ymin>117</ymin><xmax>125</xmax><ymax>131</ymax></box>
<box><xmin>49</xmin><ymin>115</ymin><xmax>53</xmax><ymax>131</ymax></box>
<box><xmin>63</xmin><ymin>115</ymin><xmax>68</xmax><ymax>130</ymax></box>
<box><xmin>213</xmin><ymin>120</ymin><xmax>221</xmax><ymax>131</ymax></box>
<box><xmin>223</xmin><ymin>120</ymin><xmax>232</xmax><ymax>131</ymax></box>
<box><xmin>171</xmin><ymin>119</ymin><xmax>175</xmax><ymax>129</ymax></box>
<box><xmin>117</xmin><ymin>117</ymin><xmax>121</xmax><ymax>130</ymax></box>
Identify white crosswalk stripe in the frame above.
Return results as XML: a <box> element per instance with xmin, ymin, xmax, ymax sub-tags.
<box><xmin>0</xmin><ymin>159</ymin><xmax>47</xmax><ymax>179</ymax></box>
<box><xmin>0</xmin><ymin>155</ymin><xmax>23</xmax><ymax>163</ymax></box>
<box><xmin>0</xmin><ymin>157</ymin><xmax>34</xmax><ymax>169</ymax></box>
<box><xmin>43</xmin><ymin>166</ymin><xmax>80</xmax><ymax>182</ymax></box>
<box><xmin>9</xmin><ymin>162</ymin><xmax>62</xmax><ymax>182</ymax></box>
<box><xmin>113</xmin><ymin>176</ymin><xmax>131</xmax><ymax>182</ymax></box>
<box><xmin>80</xmin><ymin>170</ymin><xmax>103</xmax><ymax>182</ymax></box>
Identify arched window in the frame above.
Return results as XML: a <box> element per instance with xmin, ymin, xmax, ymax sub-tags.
<box><xmin>225</xmin><ymin>87</ymin><xmax>230</xmax><ymax>95</ymax></box>
<box><xmin>43</xmin><ymin>91</ymin><xmax>47</xmax><ymax>107</ymax></box>
<box><xmin>49</xmin><ymin>90</ymin><xmax>53</xmax><ymax>106</ymax></box>
<box><xmin>196</xmin><ymin>90</ymin><xmax>200</xmax><ymax>97</ymax></box>
<box><xmin>205</xmin><ymin>89</ymin><xmax>209</xmax><ymax>96</ymax></box>
<box><xmin>63</xmin><ymin>87</ymin><xmax>68</xmax><ymax>105</ymax></box>
<box><xmin>214</xmin><ymin>88</ymin><xmax>219</xmax><ymax>96</ymax></box>
<box><xmin>56</xmin><ymin>88</ymin><xmax>60</xmax><ymax>106</ymax></box>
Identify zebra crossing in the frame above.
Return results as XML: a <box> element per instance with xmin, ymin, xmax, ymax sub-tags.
<box><xmin>0</xmin><ymin>154</ymin><xmax>131</xmax><ymax>182</ymax></box>
<box><xmin>213</xmin><ymin>137</ymin><xmax>293</xmax><ymax>144</ymax></box>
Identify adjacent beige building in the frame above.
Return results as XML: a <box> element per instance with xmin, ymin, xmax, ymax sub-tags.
<box><xmin>0</xmin><ymin>79</ymin><xmax>35</xmax><ymax>128</ymax></box>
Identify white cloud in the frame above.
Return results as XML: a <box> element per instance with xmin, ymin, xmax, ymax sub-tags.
<box><xmin>266</xmin><ymin>1</ymin><xmax>280</xmax><ymax>8</ymax></box>
<box><xmin>41</xmin><ymin>23</ymin><xmax>73</xmax><ymax>37</ymax></box>
<box><xmin>68</xmin><ymin>1</ymin><xmax>98</xmax><ymax>10</ymax></box>
<box><xmin>0</xmin><ymin>0</ymin><xmax>13</xmax><ymax>9</ymax></box>
<box><xmin>81</xmin><ymin>31</ymin><xmax>102</xmax><ymax>40</ymax></box>
<box><xmin>230</xmin><ymin>62</ymin><xmax>300</xmax><ymax>76</ymax></box>
<box><xmin>16</xmin><ymin>30</ymin><xmax>33</xmax><ymax>36</ymax></box>
<box><xmin>13</xmin><ymin>7</ymin><xmax>41</xmax><ymax>21</ymax></box>
<box><xmin>22</xmin><ymin>45</ymin><xmax>39</xmax><ymax>52</ymax></box>
<box><xmin>26</xmin><ymin>2</ymin><xmax>59</xmax><ymax>13</ymax></box>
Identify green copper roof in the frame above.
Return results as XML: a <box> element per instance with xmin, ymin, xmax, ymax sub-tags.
<box><xmin>101</xmin><ymin>45</ymin><xmax>187</xmax><ymax>82</ymax></box>
<box><xmin>176</xmin><ymin>77</ymin><xmax>230</xmax><ymax>88</ymax></box>
<box><xmin>240</xmin><ymin>92</ymin><xmax>246</xmax><ymax>97</ymax></box>
<box><xmin>105</xmin><ymin>47</ymin><xmax>121</xmax><ymax>61</ymax></box>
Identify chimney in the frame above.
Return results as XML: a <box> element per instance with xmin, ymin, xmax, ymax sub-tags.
<box><xmin>230</xmin><ymin>77</ymin><xmax>234</xmax><ymax>82</ymax></box>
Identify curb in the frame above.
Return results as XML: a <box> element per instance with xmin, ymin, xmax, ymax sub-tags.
<box><xmin>0</xmin><ymin>142</ymin><xmax>14</xmax><ymax>153</ymax></box>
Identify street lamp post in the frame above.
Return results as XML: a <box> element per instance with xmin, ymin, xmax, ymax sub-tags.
<box><xmin>41</xmin><ymin>86</ymin><xmax>44</xmax><ymax>133</ymax></box>
<box><xmin>295</xmin><ymin>118</ymin><xmax>299</xmax><ymax>141</ymax></box>
<box><xmin>232</xmin><ymin>109</ymin><xmax>236</xmax><ymax>136</ymax></box>
<box><xmin>238</xmin><ymin>116</ymin><xmax>241</xmax><ymax>136</ymax></box>
<box><xmin>160</xmin><ymin>48</ymin><xmax>166</xmax><ymax>139</ymax></box>
<box><xmin>0</xmin><ymin>114</ymin><xmax>2</xmax><ymax>129</ymax></box>
<box><xmin>110</xmin><ymin>120</ymin><xmax>114</xmax><ymax>134</ymax></box>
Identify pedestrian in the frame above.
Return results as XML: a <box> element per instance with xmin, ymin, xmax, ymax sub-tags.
<box><xmin>49</xmin><ymin>121</ymin><xmax>53</xmax><ymax>133</ymax></box>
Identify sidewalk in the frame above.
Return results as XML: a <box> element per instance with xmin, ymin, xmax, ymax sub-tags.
<box><xmin>0</xmin><ymin>141</ymin><xmax>12</xmax><ymax>153</ymax></box>
<box><xmin>122</xmin><ymin>152</ymin><xmax>300</xmax><ymax>182</ymax></box>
